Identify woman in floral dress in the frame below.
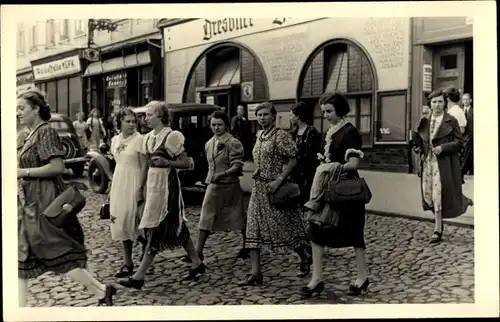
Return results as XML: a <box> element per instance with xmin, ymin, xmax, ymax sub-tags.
<box><xmin>118</xmin><ymin>101</ymin><xmax>205</xmax><ymax>290</ymax></box>
<box><xmin>238</xmin><ymin>102</ymin><xmax>311</xmax><ymax>286</ymax></box>
<box><xmin>17</xmin><ymin>88</ymin><xmax>116</xmax><ymax>306</ymax></box>
<box><xmin>108</xmin><ymin>108</ymin><xmax>148</xmax><ymax>278</ymax></box>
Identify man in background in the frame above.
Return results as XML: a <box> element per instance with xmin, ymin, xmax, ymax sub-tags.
<box><xmin>461</xmin><ymin>93</ymin><xmax>474</xmax><ymax>176</ymax></box>
<box><xmin>231</xmin><ymin>104</ymin><xmax>251</xmax><ymax>159</ymax></box>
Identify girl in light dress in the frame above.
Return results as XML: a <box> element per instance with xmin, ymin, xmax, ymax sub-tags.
<box><xmin>108</xmin><ymin>108</ymin><xmax>148</xmax><ymax>278</ymax></box>
<box><xmin>86</xmin><ymin>108</ymin><xmax>107</xmax><ymax>151</ymax></box>
<box><xmin>73</xmin><ymin>112</ymin><xmax>88</xmax><ymax>151</ymax></box>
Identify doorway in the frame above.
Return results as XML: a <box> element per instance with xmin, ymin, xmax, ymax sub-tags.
<box><xmin>202</xmin><ymin>88</ymin><xmax>241</xmax><ymax>120</ymax></box>
<box><xmin>463</xmin><ymin>40</ymin><xmax>473</xmax><ymax>98</ymax></box>
<box><xmin>433</xmin><ymin>44</ymin><xmax>465</xmax><ymax>91</ymax></box>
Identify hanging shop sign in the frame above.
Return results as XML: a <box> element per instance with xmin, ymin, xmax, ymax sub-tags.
<box><xmin>16</xmin><ymin>71</ymin><xmax>34</xmax><ymax>87</ymax></box>
<box><xmin>32</xmin><ymin>55</ymin><xmax>81</xmax><ymax>81</ymax></box>
<box><xmin>423</xmin><ymin>64</ymin><xmax>432</xmax><ymax>92</ymax></box>
<box><xmin>241</xmin><ymin>81</ymin><xmax>254</xmax><ymax>101</ymax></box>
<box><xmin>106</xmin><ymin>72</ymin><xmax>127</xmax><ymax>88</ymax></box>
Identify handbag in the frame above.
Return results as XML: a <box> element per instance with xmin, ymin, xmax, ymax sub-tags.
<box><xmin>325</xmin><ymin>172</ymin><xmax>372</xmax><ymax>207</ymax></box>
<box><xmin>269</xmin><ymin>181</ymin><xmax>301</xmax><ymax>206</ymax></box>
<box><xmin>42</xmin><ymin>184</ymin><xmax>86</xmax><ymax>228</ymax></box>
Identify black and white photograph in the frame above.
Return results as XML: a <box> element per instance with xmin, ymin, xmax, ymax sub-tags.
<box><xmin>2</xmin><ymin>1</ymin><xmax>498</xmax><ymax>321</ymax></box>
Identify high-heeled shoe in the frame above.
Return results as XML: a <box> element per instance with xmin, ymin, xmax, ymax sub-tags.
<box><xmin>114</xmin><ymin>264</ymin><xmax>134</xmax><ymax>278</ymax></box>
<box><xmin>237</xmin><ymin>273</ymin><xmax>263</xmax><ymax>286</ymax></box>
<box><xmin>297</xmin><ymin>255</ymin><xmax>312</xmax><ymax>277</ymax></box>
<box><xmin>430</xmin><ymin>223</ymin><xmax>444</xmax><ymax>244</ymax></box>
<box><xmin>181</xmin><ymin>253</ymin><xmax>204</xmax><ymax>263</ymax></box>
<box><xmin>300</xmin><ymin>281</ymin><xmax>324</xmax><ymax>297</ymax></box>
<box><xmin>346</xmin><ymin>279</ymin><xmax>370</xmax><ymax>296</ymax></box>
<box><xmin>97</xmin><ymin>285</ymin><xmax>117</xmax><ymax>306</ymax></box>
<box><xmin>182</xmin><ymin>263</ymin><xmax>206</xmax><ymax>281</ymax></box>
<box><xmin>118</xmin><ymin>277</ymin><xmax>145</xmax><ymax>290</ymax></box>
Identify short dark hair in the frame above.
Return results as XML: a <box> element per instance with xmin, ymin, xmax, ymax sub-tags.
<box><xmin>17</xmin><ymin>87</ymin><xmax>52</xmax><ymax>121</ymax></box>
<box><xmin>209</xmin><ymin>110</ymin><xmax>230</xmax><ymax>129</ymax></box>
<box><xmin>291</xmin><ymin>101</ymin><xmax>308</xmax><ymax>122</ymax></box>
<box><xmin>318</xmin><ymin>92</ymin><xmax>350</xmax><ymax>117</ymax></box>
<box><xmin>115</xmin><ymin>107</ymin><xmax>138</xmax><ymax>130</ymax></box>
<box><xmin>427</xmin><ymin>88</ymin><xmax>445</xmax><ymax>105</ymax></box>
<box><xmin>255</xmin><ymin>101</ymin><xmax>277</xmax><ymax>117</ymax></box>
<box><xmin>444</xmin><ymin>87</ymin><xmax>461</xmax><ymax>103</ymax></box>
<box><xmin>147</xmin><ymin>100</ymin><xmax>169</xmax><ymax>125</ymax></box>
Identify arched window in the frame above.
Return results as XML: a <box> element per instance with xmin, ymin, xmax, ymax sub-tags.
<box><xmin>298</xmin><ymin>40</ymin><xmax>376</xmax><ymax>146</ymax></box>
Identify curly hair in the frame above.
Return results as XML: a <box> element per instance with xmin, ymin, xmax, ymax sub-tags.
<box><xmin>318</xmin><ymin>92</ymin><xmax>350</xmax><ymax>117</ymax></box>
<box><xmin>115</xmin><ymin>107</ymin><xmax>138</xmax><ymax>130</ymax></box>
<box><xmin>209</xmin><ymin>110</ymin><xmax>230</xmax><ymax>129</ymax></box>
<box><xmin>17</xmin><ymin>87</ymin><xmax>52</xmax><ymax>121</ymax></box>
<box><xmin>254</xmin><ymin>101</ymin><xmax>277</xmax><ymax>117</ymax></box>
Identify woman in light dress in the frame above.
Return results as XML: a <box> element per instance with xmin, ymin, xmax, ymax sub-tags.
<box><xmin>86</xmin><ymin>108</ymin><xmax>106</xmax><ymax>151</ymax></box>
<box><xmin>108</xmin><ymin>108</ymin><xmax>148</xmax><ymax>278</ymax></box>
<box><xmin>118</xmin><ymin>101</ymin><xmax>205</xmax><ymax>290</ymax></box>
<box><xmin>73</xmin><ymin>112</ymin><xmax>88</xmax><ymax>151</ymax></box>
<box><xmin>194</xmin><ymin>110</ymin><xmax>247</xmax><ymax>261</ymax></box>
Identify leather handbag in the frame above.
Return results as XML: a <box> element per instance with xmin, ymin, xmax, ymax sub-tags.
<box><xmin>42</xmin><ymin>185</ymin><xmax>86</xmax><ymax>227</ymax></box>
<box><xmin>325</xmin><ymin>173</ymin><xmax>372</xmax><ymax>207</ymax></box>
<box><xmin>269</xmin><ymin>181</ymin><xmax>301</xmax><ymax>206</ymax></box>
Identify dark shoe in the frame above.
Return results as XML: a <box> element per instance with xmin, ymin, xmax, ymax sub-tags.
<box><xmin>237</xmin><ymin>273</ymin><xmax>264</xmax><ymax>287</ymax></box>
<box><xmin>430</xmin><ymin>231</ymin><xmax>443</xmax><ymax>244</ymax></box>
<box><xmin>297</xmin><ymin>255</ymin><xmax>313</xmax><ymax>278</ymax></box>
<box><xmin>300</xmin><ymin>281</ymin><xmax>324</xmax><ymax>298</ymax></box>
<box><xmin>114</xmin><ymin>264</ymin><xmax>134</xmax><ymax>278</ymax></box>
<box><xmin>346</xmin><ymin>279</ymin><xmax>370</xmax><ymax>296</ymax></box>
<box><xmin>98</xmin><ymin>285</ymin><xmax>117</xmax><ymax>306</ymax></box>
<box><xmin>182</xmin><ymin>263</ymin><xmax>206</xmax><ymax>281</ymax></box>
<box><xmin>118</xmin><ymin>277</ymin><xmax>145</xmax><ymax>290</ymax></box>
<box><xmin>181</xmin><ymin>253</ymin><xmax>204</xmax><ymax>263</ymax></box>
<box><xmin>236</xmin><ymin>248</ymin><xmax>250</xmax><ymax>260</ymax></box>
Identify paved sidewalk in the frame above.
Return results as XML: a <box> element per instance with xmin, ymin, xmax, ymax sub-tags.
<box><xmin>239</xmin><ymin>163</ymin><xmax>474</xmax><ymax>228</ymax></box>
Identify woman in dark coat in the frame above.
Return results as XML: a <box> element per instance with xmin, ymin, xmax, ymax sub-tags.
<box><xmin>414</xmin><ymin>89</ymin><xmax>470</xmax><ymax>244</ymax></box>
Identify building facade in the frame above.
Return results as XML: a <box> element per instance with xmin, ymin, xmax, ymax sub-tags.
<box><xmin>160</xmin><ymin>18</ymin><xmax>413</xmax><ymax>171</ymax></box>
<box><xmin>16</xmin><ymin>19</ymin><xmax>163</xmax><ymax>120</ymax></box>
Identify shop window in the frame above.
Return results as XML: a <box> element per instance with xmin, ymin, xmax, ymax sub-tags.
<box><xmin>46</xmin><ymin>81</ymin><xmax>57</xmax><ymax>113</ymax></box>
<box><xmin>376</xmin><ymin>91</ymin><xmax>407</xmax><ymax>142</ymax></box>
<box><xmin>45</xmin><ymin>19</ymin><xmax>56</xmax><ymax>47</ymax></box>
<box><xmin>140</xmin><ymin>67</ymin><xmax>153</xmax><ymax>106</ymax></box>
<box><xmin>440</xmin><ymin>54</ymin><xmax>457</xmax><ymax>70</ymax></box>
<box><xmin>69</xmin><ymin>76</ymin><xmax>82</xmax><ymax>120</ymax></box>
<box><xmin>59</xmin><ymin>19</ymin><xmax>69</xmax><ymax>41</ymax></box>
<box><xmin>57</xmin><ymin>79</ymin><xmax>69</xmax><ymax>116</ymax></box>
<box><xmin>75</xmin><ymin>19</ymin><xmax>86</xmax><ymax>36</ymax></box>
<box><xmin>17</xmin><ymin>23</ymin><xmax>25</xmax><ymax>56</ymax></box>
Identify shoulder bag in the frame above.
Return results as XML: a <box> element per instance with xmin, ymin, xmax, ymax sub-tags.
<box><xmin>43</xmin><ymin>183</ymin><xmax>86</xmax><ymax>227</ymax></box>
<box><xmin>325</xmin><ymin>171</ymin><xmax>372</xmax><ymax>207</ymax></box>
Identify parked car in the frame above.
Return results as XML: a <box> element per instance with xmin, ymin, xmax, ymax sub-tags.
<box><xmin>86</xmin><ymin>103</ymin><xmax>220</xmax><ymax>194</ymax></box>
<box><xmin>49</xmin><ymin>113</ymin><xmax>87</xmax><ymax>177</ymax></box>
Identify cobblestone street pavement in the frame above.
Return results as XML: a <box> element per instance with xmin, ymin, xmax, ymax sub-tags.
<box><xmin>26</xmin><ymin>190</ymin><xmax>474</xmax><ymax>307</ymax></box>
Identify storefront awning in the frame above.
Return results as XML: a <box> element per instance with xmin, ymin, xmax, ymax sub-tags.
<box><xmin>207</xmin><ymin>57</ymin><xmax>240</xmax><ymax>87</ymax></box>
<box><xmin>83</xmin><ymin>51</ymin><xmax>152</xmax><ymax>77</ymax></box>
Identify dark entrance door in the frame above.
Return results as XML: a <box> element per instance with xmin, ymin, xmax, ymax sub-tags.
<box><xmin>202</xmin><ymin>88</ymin><xmax>241</xmax><ymax>121</ymax></box>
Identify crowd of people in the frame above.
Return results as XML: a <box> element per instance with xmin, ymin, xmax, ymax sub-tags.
<box><xmin>16</xmin><ymin>85</ymin><xmax>474</xmax><ymax>306</ymax></box>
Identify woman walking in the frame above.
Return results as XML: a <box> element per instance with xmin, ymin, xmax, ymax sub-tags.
<box><xmin>17</xmin><ymin>88</ymin><xmax>116</xmax><ymax>306</ymax></box>
<box><xmin>118</xmin><ymin>101</ymin><xmax>205</xmax><ymax>290</ymax></box>
<box><xmin>238</xmin><ymin>102</ymin><xmax>311</xmax><ymax>286</ymax></box>
<box><xmin>302</xmin><ymin>93</ymin><xmax>369</xmax><ymax>297</ymax></box>
<box><xmin>73</xmin><ymin>112</ymin><xmax>89</xmax><ymax>151</ymax></box>
<box><xmin>193</xmin><ymin>110</ymin><xmax>247</xmax><ymax>262</ymax></box>
<box><xmin>108</xmin><ymin>108</ymin><xmax>148</xmax><ymax>278</ymax></box>
<box><xmin>290</xmin><ymin>101</ymin><xmax>322</xmax><ymax>205</ymax></box>
<box><xmin>86</xmin><ymin>108</ymin><xmax>106</xmax><ymax>151</ymax></box>
<box><xmin>413</xmin><ymin>89</ymin><xmax>470</xmax><ymax>244</ymax></box>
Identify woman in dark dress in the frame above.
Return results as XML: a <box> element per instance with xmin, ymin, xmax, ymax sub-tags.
<box><xmin>17</xmin><ymin>88</ymin><xmax>116</xmax><ymax>306</ymax></box>
<box><xmin>290</xmin><ymin>101</ymin><xmax>322</xmax><ymax>206</ymax></box>
<box><xmin>302</xmin><ymin>93</ymin><xmax>369</xmax><ymax>297</ymax></box>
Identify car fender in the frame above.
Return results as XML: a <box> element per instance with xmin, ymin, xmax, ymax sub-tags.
<box><xmin>86</xmin><ymin>151</ymin><xmax>114</xmax><ymax>180</ymax></box>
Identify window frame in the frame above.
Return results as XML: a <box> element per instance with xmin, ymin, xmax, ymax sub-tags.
<box><xmin>17</xmin><ymin>23</ymin><xmax>25</xmax><ymax>56</ymax></box>
<box><xmin>45</xmin><ymin>19</ymin><xmax>56</xmax><ymax>48</ymax></box>
<box><xmin>374</xmin><ymin>90</ymin><xmax>408</xmax><ymax>145</ymax></box>
<box><xmin>29</xmin><ymin>24</ymin><xmax>38</xmax><ymax>52</ymax></box>
<box><xmin>59</xmin><ymin>19</ymin><xmax>70</xmax><ymax>43</ymax></box>
<box><xmin>74</xmin><ymin>19</ymin><xmax>87</xmax><ymax>37</ymax></box>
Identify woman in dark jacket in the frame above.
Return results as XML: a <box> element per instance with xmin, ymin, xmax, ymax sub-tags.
<box><xmin>413</xmin><ymin>89</ymin><xmax>470</xmax><ymax>244</ymax></box>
